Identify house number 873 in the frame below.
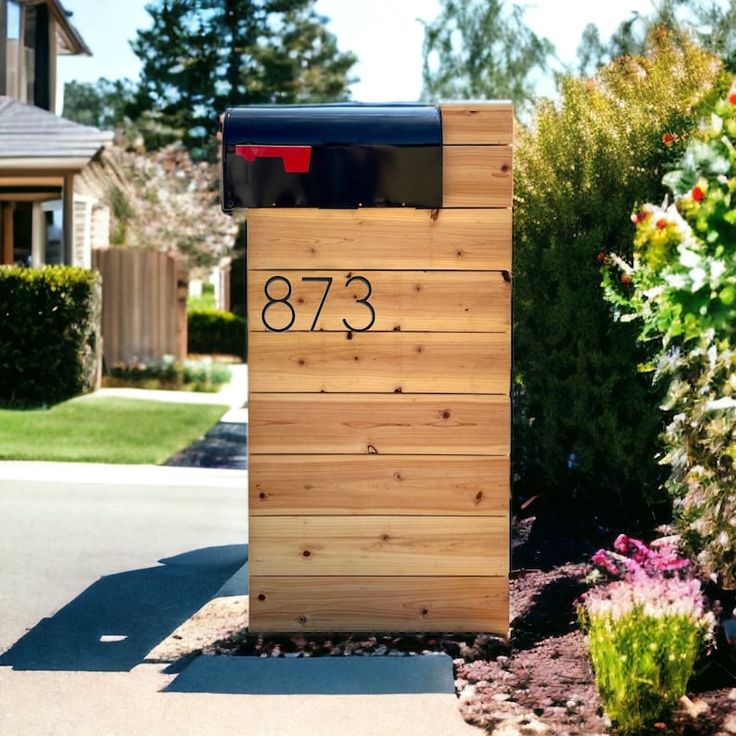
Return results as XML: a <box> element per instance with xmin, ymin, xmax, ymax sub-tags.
<box><xmin>261</xmin><ymin>275</ymin><xmax>376</xmax><ymax>332</ymax></box>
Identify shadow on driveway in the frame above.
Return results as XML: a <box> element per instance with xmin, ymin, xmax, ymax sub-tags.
<box><xmin>0</xmin><ymin>544</ymin><xmax>247</xmax><ymax>672</ymax></box>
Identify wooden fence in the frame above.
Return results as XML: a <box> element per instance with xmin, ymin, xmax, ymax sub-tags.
<box><xmin>92</xmin><ymin>248</ymin><xmax>188</xmax><ymax>368</ymax></box>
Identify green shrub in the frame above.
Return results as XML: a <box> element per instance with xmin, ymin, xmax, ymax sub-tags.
<box><xmin>187</xmin><ymin>308</ymin><xmax>246</xmax><ymax>360</ymax></box>
<box><xmin>604</xmin><ymin>86</ymin><xmax>736</xmax><ymax>587</ymax></box>
<box><xmin>582</xmin><ymin>586</ymin><xmax>708</xmax><ymax>733</ymax></box>
<box><xmin>0</xmin><ymin>266</ymin><xmax>101</xmax><ymax>406</ymax></box>
<box><xmin>107</xmin><ymin>356</ymin><xmax>231</xmax><ymax>393</ymax></box>
<box><xmin>580</xmin><ymin>537</ymin><xmax>713</xmax><ymax>733</ymax></box>
<box><xmin>514</xmin><ymin>30</ymin><xmax>728</xmax><ymax>512</ymax></box>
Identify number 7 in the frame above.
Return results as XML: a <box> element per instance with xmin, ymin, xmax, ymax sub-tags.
<box><xmin>301</xmin><ymin>277</ymin><xmax>333</xmax><ymax>331</ymax></box>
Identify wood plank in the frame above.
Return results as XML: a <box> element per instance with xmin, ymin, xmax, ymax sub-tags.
<box><xmin>441</xmin><ymin>102</ymin><xmax>513</xmax><ymax>145</ymax></box>
<box><xmin>250</xmin><ymin>516</ymin><xmax>508</xmax><ymax>576</ymax></box>
<box><xmin>250</xmin><ymin>455</ymin><xmax>508</xmax><ymax>516</ymax></box>
<box><xmin>249</xmin><ymin>576</ymin><xmax>509</xmax><ymax>633</ymax></box>
<box><xmin>249</xmin><ymin>331</ymin><xmax>509</xmax><ymax>394</ymax></box>
<box><xmin>443</xmin><ymin>146</ymin><xmax>512</xmax><ymax>208</ymax></box>
<box><xmin>248</xmin><ymin>270</ymin><xmax>510</xmax><ymax>333</ymax></box>
<box><xmin>248</xmin><ymin>208</ymin><xmax>511</xmax><ymax>271</ymax></box>
<box><xmin>249</xmin><ymin>393</ymin><xmax>509</xmax><ymax>455</ymax></box>
<box><xmin>250</xmin><ymin>455</ymin><xmax>509</xmax><ymax>516</ymax></box>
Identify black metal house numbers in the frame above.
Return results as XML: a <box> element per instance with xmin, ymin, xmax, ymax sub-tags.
<box><xmin>261</xmin><ymin>274</ymin><xmax>376</xmax><ymax>333</ymax></box>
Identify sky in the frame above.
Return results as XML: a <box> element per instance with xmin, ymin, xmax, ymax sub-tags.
<box><xmin>56</xmin><ymin>0</ymin><xmax>652</xmax><ymax>112</ymax></box>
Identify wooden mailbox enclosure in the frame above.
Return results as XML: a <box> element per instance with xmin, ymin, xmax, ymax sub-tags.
<box><xmin>247</xmin><ymin>102</ymin><xmax>512</xmax><ymax>633</ymax></box>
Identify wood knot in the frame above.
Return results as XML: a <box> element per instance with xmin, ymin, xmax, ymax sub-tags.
<box><xmin>302</xmin><ymin>550</ymin><xmax>311</xmax><ymax>557</ymax></box>
<box><xmin>367</xmin><ymin>443</ymin><xmax>378</xmax><ymax>454</ymax></box>
<box><xmin>346</xmin><ymin>331</ymin><xmax>354</xmax><ymax>340</ymax></box>
<box><xmin>392</xmin><ymin>325</ymin><xmax>401</xmax><ymax>332</ymax></box>
<box><xmin>415</xmin><ymin>345</ymin><xmax>423</xmax><ymax>353</ymax></box>
<box><xmin>297</xmin><ymin>615</ymin><xmax>308</xmax><ymax>625</ymax></box>
<box><xmin>297</xmin><ymin>297</ymin><xmax>305</xmax><ymax>304</ymax></box>
<box><xmin>381</xmin><ymin>533</ymin><xmax>391</xmax><ymax>542</ymax></box>
<box><xmin>475</xmin><ymin>491</ymin><xmax>484</xmax><ymax>503</ymax></box>
<box><xmin>414</xmin><ymin>284</ymin><xmax>422</xmax><ymax>292</ymax></box>
<box><xmin>304</xmin><ymin>484</ymin><xmax>313</xmax><ymax>490</ymax></box>
<box><xmin>501</xmin><ymin>270</ymin><xmax>511</xmax><ymax>283</ymax></box>
<box><xmin>393</xmin><ymin>472</ymin><xmax>403</xmax><ymax>481</ymax></box>
<box><xmin>441</xmin><ymin>410</ymin><xmax>451</xmax><ymax>420</ymax></box>
<box><xmin>456</xmin><ymin>249</ymin><xmax>464</xmax><ymax>257</ymax></box>
<box><xmin>394</xmin><ymin>386</ymin><xmax>402</xmax><ymax>393</ymax></box>
<box><xmin>501</xmin><ymin>163</ymin><xmax>510</xmax><ymax>172</ymax></box>
<box><xmin>420</xmin><ymin>608</ymin><xmax>429</xmax><ymax>616</ymax></box>
<box><xmin>354</xmin><ymin>355</ymin><xmax>360</xmax><ymax>361</ymax></box>
<box><xmin>297</xmin><ymin>358</ymin><xmax>306</xmax><ymax>366</ymax></box>
<box><xmin>258</xmin><ymin>491</ymin><xmax>268</xmax><ymax>500</ymax></box>
<box><xmin>430</xmin><ymin>208</ymin><xmax>440</xmax><ymax>221</ymax></box>
<box><xmin>257</xmin><ymin>593</ymin><xmax>266</xmax><ymax>601</ymax></box>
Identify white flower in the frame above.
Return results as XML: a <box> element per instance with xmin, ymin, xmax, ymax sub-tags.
<box><xmin>678</xmin><ymin>246</ymin><xmax>701</xmax><ymax>269</ymax></box>
<box><xmin>706</xmin><ymin>397</ymin><xmax>736</xmax><ymax>411</ymax></box>
<box><xmin>664</xmin><ymin>274</ymin><xmax>687</xmax><ymax>289</ymax></box>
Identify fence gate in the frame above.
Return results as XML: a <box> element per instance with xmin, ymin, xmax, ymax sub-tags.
<box><xmin>222</xmin><ymin>102</ymin><xmax>513</xmax><ymax>633</ymax></box>
<box><xmin>93</xmin><ymin>248</ymin><xmax>188</xmax><ymax>368</ymax></box>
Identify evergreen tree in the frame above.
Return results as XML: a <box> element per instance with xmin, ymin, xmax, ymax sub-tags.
<box><xmin>129</xmin><ymin>0</ymin><xmax>357</xmax><ymax>159</ymax></box>
<box><xmin>420</xmin><ymin>0</ymin><xmax>553</xmax><ymax>110</ymax></box>
<box><xmin>514</xmin><ymin>32</ymin><xmax>728</xmax><ymax>515</ymax></box>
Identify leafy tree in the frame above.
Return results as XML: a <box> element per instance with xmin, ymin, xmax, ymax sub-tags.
<box><xmin>577</xmin><ymin>0</ymin><xmax>736</xmax><ymax>75</ymax></box>
<box><xmin>63</xmin><ymin>78</ymin><xmax>138</xmax><ymax>130</ymax></box>
<box><xmin>420</xmin><ymin>0</ymin><xmax>553</xmax><ymax>110</ymax></box>
<box><xmin>514</xmin><ymin>31</ymin><xmax>728</xmax><ymax>516</ymax></box>
<box><xmin>129</xmin><ymin>0</ymin><xmax>358</xmax><ymax>158</ymax></box>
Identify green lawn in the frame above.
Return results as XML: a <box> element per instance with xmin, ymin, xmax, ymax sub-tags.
<box><xmin>0</xmin><ymin>396</ymin><xmax>228</xmax><ymax>464</ymax></box>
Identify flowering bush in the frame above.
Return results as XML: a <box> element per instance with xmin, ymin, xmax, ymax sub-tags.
<box><xmin>82</xmin><ymin>143</ymin><xmax>238</xmax><ymax>269</ymax></box>
<box><xmin>603</xmin><ymin>85</ymin><xmax>736</xmax><ymax>588</ymax></box>
<box><xmin>106</xmin><ymin>356</ymin><xmax>231</xmax><ymax>393</ymax></box>
<box><xmin>580</xmin><ymin>537</ymin><xmax>714</xmax><ymax>733</ymax></box>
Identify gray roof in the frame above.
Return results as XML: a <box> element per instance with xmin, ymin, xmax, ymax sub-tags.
<box><xmin>0</xmin><ymin>97</ymin><xmax>113</xmax><ymax>162</ymax></box>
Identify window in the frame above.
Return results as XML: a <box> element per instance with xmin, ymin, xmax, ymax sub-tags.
<box><xmin>6</xmin><ymin>0</ymin><xmax>20</xmax><ymax>40</ymax></box>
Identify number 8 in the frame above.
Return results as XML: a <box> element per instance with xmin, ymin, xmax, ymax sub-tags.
<box><xmin>262</xmin><ymin>276</ymin><xmax>296</xmax><ymax>332</ymax></box>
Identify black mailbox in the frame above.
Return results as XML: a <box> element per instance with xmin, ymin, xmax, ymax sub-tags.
<box><xmin>221</xmin><ymin>104</ymin><xmax>442</xmax><ymax>211</ymax></box>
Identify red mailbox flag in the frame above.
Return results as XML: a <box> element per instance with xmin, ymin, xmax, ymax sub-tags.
<box><xmin>234</xmin><ymin>145</ymin><xmax>312</xmax><ymax>174</ymax></box>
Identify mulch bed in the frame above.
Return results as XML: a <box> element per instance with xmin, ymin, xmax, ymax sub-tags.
<box><xmin>209</xmin><ymin>507</ymin><xmax>736</xmax><ymax>735</ymax></box>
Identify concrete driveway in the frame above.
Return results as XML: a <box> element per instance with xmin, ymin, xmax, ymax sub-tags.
<box><xmin>0</xmin><ymin>462</ymin><xmax>248</xmax><ymax>657</ymax></box>
<box><xmin>0</xmin><ymin>461</ymin><xmax>478</xmax><ymax>736</ymax></box>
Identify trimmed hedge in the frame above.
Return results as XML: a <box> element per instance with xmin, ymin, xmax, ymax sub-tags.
<box><xmin>0</xmin><ymin>266</ymin><xmax>101</xmax><ymax>406</ymax></box>
<box><xmin>188</xmin><ymin>308</ymin><xmax>246</xmax><ymax>360</ymax></box>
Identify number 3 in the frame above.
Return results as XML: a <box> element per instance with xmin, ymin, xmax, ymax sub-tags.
<box><xmin>343</xmin><ymin>275</ymin><xmax>376</xmax><ymax>332</ymax></box>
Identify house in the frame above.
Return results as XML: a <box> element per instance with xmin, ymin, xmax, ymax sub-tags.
<box><xmin>0</xmin><ymin>0</ymin><xmax>112</xmax><ymax>267</ymax></box>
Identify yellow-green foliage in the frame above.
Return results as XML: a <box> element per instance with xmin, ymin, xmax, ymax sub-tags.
<box><xmin>513</xmin><ymin>30</ymin><xmax>728</xmax><ymax>509</ymax></box>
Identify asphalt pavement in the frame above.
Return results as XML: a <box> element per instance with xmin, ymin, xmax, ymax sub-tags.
<box><xmin>0</xmin><ymin>462</ymin><xmax>476</xmax><ymax>736</ymax></box>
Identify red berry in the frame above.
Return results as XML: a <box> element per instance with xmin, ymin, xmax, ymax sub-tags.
<box><xmin>596</xmin><ymin>251</ymin><xmax>607</xmax><ymax>264</ymax></box>
<box><xmin>662</xmin><ymin>132</ymin><xmax>676</xmax><ymax>146</ymax></box>
<box><xmin>729</xmin><ymin>92</ymin><xmax>736</xmax><ymax>105</ymax></box>
<box><xmin>656</xmin><ymin>218</ymin><xmax>668</xmax><ymax>229</ymax></box>
<box><xmin>691</xmin><ymin>186</ymin><xmax>705</xmax><ymax>202</ymax></box>
<box><xmin>620</xmin><ymin>274</ymin><xmax>632</xmax><ymax>285</ymax></box>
